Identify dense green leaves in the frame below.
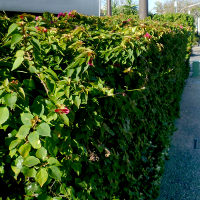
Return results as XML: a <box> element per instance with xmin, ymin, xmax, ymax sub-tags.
<box><xmin>0</xmin><ymin>11</ymin><xmax>194</xmax><ymax>200</ymax></box>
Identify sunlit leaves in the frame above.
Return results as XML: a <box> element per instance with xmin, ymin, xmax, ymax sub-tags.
<box><xmin>16</xmin><ymin>125</ymin><xmax>31</xmax><ymax>139</ymax></box>
<box><xmin>0</xmin><ymin>107</ymin><xmax>9</xmax><ymax>125</ymax></box>
<box><xmin>28</xmin><ymin>131</ymin><xmax>41</xmax><ymax>149</ymax></box>
<box><xmin>48</xmin><ymin>166</ymin><xmax>61</xmax><ymax>181</ymax></box>
<box><xmin>36</xmin><ymin>123</ymin><xmax>51</xmax><ymax>137</ymax></box>
<box><xmin>36</xmin><ymin>147</ymin><xmax>47</xmax><ymax>161</ymax></box>
<box><xmin>36</xmin><ymin>168</ymin><xmax>48</xmax><ymax>187</ymax></box>
<box><xmin>23</xmin><ymin>156</ymin><xmax>40</xmax><ymax>167</ymax></box>
<box><xmin>18</xmin><ymin>143</ymin><xmax>31</xmax><ymax>157</ymax></box>
<box><xmin>21</xmin><ymin>113</ymin><xmax>34</xmax><ymax>126</ymax></box>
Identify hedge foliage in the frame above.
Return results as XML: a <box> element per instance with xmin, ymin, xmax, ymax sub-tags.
<box><xmin>0</xmin><ymin>12</ymin><xmax>194</xmax><ymax>199</ymax></box>
<box><xmin>152</xmin><ymin>13</ymin><xmax>195</xmax><ymax>29</ymax></box>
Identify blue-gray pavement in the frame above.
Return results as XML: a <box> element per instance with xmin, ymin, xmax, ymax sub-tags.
<box><xmin>157</xmin><ymin>46</ymin><xmax>200</xmax><ymax>200</ymax></box>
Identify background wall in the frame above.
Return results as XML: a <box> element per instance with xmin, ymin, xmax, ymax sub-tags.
<box><xmin>0</xmin><ymin>0</ymin><xmax>100</xmax><ymax>16</ymax></box>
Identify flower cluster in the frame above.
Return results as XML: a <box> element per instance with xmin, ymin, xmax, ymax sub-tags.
<box><xmin>57</xmin><ymin>12</ymin><xmax>66</xmax><ymax>18</ymax></box>
<box><xmin>55</xmin><ymin>107</ymin><xmax>70</xmax><ymax>114</ymax></box>
<box><xmin>35</xmin><ymin>26</ymin><xmax>47</xmax><ymax>33</ymax></box>
<box><xmin>68</xmin><ymin>11</ymin><xmax>75</xmax><ymax>18</ymax></box>
<box><xmin>144</xmin><ymin>32</ymin><xmax>152</xmax><ymax>39</ymax></box>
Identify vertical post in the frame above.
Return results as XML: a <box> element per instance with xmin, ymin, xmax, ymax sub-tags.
<box><xmin>197</xmin><ymin>17</ymin><xmax>200</xmax><ymax>36</ymax></box>
<box><xmin>139</xmin><ymin>0</ymin><xmax>148</xmax><ymax>20</ymax></box>
<box><xmin>107</xmin><ymin>0</ymin><xmax>112</xmax><ymax>16</ymax></box>
<box><xmin>174</xmin><ymin>1</ymin><xmax>177</xmax><ymax>13</ymax></box>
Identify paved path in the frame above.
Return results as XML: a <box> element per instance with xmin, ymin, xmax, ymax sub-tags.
<box><xmin>157</xmin><ymin>46</ymin><xmax>200</xmax><ymax>200</ymax></box>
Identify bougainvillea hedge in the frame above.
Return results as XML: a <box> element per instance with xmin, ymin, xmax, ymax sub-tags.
<box><xmin>0</xmin><ymin>12</ymin><xmax>194</xmax><ymax>199</ymax></box>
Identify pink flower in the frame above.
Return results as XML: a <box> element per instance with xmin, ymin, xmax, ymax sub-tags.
<box><xmin>35</xmin><ymin>26</ymin><xmax>40</xmax><ymax>31</ymax></box>
<box><xmin>68</xmin><ymin>12</ymin><xmax>75</xmax><ymax>17</ymax></box>
<box><xmin>180</xmin><ymin>25</ymin><xmax>183</xmax><ymax>29</ymax></box>
<box><xmin>35</xmin><ymin>16</ymin><xmax>39</xmax><ymax>21</ymax></box>
<box><xmin>55</xmin><ymin>107</ymin><xmax>70</xmax><ymax>114</ymax></box>
<box><xmin>144</xmin><ymin>32</ymin><xmax>152</xmax><ymax>39</ymax></box>
<box><xmin>57</xmin><ymin>12</ymin><xmax>66</xmax><ymax>18</ymax></box>
<box><xmin>88</xmin><ymin>58</ymin><xmax>94</xmax><ymax>66</ymax></box>
<box><xmin>43</xmin><ymin>28</ymin><xmax>47</xmax><ymax>33</ymax></box>
<box><xmin>127</xmin><ymin>18</ymin><xmax>131</xmax><ymax>21</ymax></box>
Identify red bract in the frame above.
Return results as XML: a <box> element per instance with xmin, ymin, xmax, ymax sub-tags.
<box><xmin>57</xmin><ymin>12</ymin><xmax>66</xmax><ymax>18</ymax></box>
<box><xmin>43</xmin><ymin>28</ymin><xmax>47</xmax><ymax>33</ymax></box>
<box><xmin>88</xmin><ymin>58</ymin><xmax>94</xmax><ymax>66</ymax></box>
<box><xmin>35</xmin><ymin>26</ymin><xmax>40</xmax><ymax>31</ymax></box>
<box><xmin>55</xmin><ymin>107</ymin><xmax>70</xmax><ymax>114</ymax></box>
<box><xmin>144</xmin><ymin>32</ymin><xmax>152</xmax><ymax>39</ymax></box>
<box><xmin>19</xmin><ymin>15</ymin><xmax>24</xmax><ymax>20</ymax></box>
<box><xmin>68</xmin><ymin>12</ymin><xmax>75</xmax><ymax>17</ymax></box>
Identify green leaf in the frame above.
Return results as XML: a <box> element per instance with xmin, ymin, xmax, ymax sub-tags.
<box><xmin>66</xmin><ymin>68</ymin><xmax>75</xmax><ymax>77</ymax></box>
<box><xmin>65</xmin><ymin>86</ymin><xmax>70</xmax><ymax>98</ymax></box>
<box><xmin>9</xmin><ymin>148</ymin><xmax>17</xmax><ymax>158</ymax></box>
<box><xmin>15</xmin><ymin>50</ymin><xmax>25</xmax><ymax>57</ymax></box>
<box><xmin>28</xmin><ymin>131</ymin><xmax>41</xmax><ymax>149</ymax></box>
<box><xmin>16</xmin><ymin>125</ymin><xmax>31</xmax><ymax>139</ymax></box>
<box><xmin>25</xmin><ymin>182</ymin><xmax>42</xmax><ymax>195</ymax></box>
<box><xmin>48</xmin><ymin>166</ymin><xmax>61</xmax><ymax>181</ymax></box>
<box><xmin>37</xmin><ymin>123</ymin><xmax>51</xmax><ymax>137</ymax></box>
<box><xmin>11</xmin><ymin>34</ymin><xmax>23</xmax><ymax>47</ymax></box>
<box><xmin>72</xmin><ymin>162</ymin><xmax>82</xmax><ymax>176</ymax></box>
<box><xmin>36</xmin><ymin>147</ymin><xmax>47</xmax><ymax>161</ymax></box>
<box><xmin>9</xmin><ymin>139</ymin><xmax>21</xmax><ymax>150</ymax></box>
<box><xmin>29</xmin><ymin>65</ymin><xmax>38</xmax><ymax>73</ymax></box>
<box><xmin>12</xmin><ymin>56</ymin><xmax>24</xmax><ymax>71</ymax></box>
<box><xmin>7</xmin><ymin>23</ymin><xmax>18</xmax><ymax>37</ymax></box>
<box><xmin>36</xmin><ymin>168</ymin><xmax>48</xmax><ymax>187</ymax></box>
<box><xmin>31</xmin><ymin>38</ymin><xmax>41</xmax><ymax>52</ymax></box>
<box><xmin>4</xmin><ymin>92</ymin><xmax>17</xmax><ymax>109</ymax></box>
<box><xmin>19</xmin><ymin>87</ymin><xmax>26</xmax><ymax>98</ymax></box>
<box><xmin>18</xmin><ymin>143</ymin><xmax>31</xmax><ymax>157</ymax></box>
<box><xmin>0</xmin><ymin>107</ymin><xmax>9</xmax><ymax>125</ymax></box>
<box><xmin>23</xmin><ymin>156</ymin><xmax>40</xmax><ymax>167</ymax></box>
<box><xmin>74</xmin><ymin>96</ymin><xmax>81</xmax><ymax>108</ymax></box>
<box><xmin>47</xmin><ymin>157</ymin><xmax>61</xmax><ymax>166</ymax></box>
<box><xmin>22</xmin><ymin>167</ymin><xmax>37</xmax><ymax>178</ymax></box>
<box><xmin>15</xmin><ymin>156</ymin><xmax>24</xmax><ymax>170</ymax></box>
<box><xmin>21</xmin><ymin>113</ymin><xmax>33</xmax><ymax>126</ymax></box>
<box><xmin>11</xmin><ymin>166</ymin><xmax>20</xmax><ymax>179</ymax></box>
<box><xmin>60</xmin><ymin>114</ymin><xmax>69</xmax><ymax>126</ymax></box>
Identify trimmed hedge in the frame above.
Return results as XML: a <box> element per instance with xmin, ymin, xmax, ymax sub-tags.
<box><xmin>0</xmin><ymin>12</ymin><xmax>194</xmax><ymax>199</ymax></box>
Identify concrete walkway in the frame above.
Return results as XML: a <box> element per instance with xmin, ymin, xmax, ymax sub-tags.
<box><xmin>157</xmin><ymin>46</ymin><xmax>200</xmax><ymax>200</ymax></box>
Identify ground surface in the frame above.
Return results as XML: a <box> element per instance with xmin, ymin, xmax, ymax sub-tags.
<box><xmin>157</xmin><ymin>46</ymin><xmax>200</xmax><ymax>200</ymax></box>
